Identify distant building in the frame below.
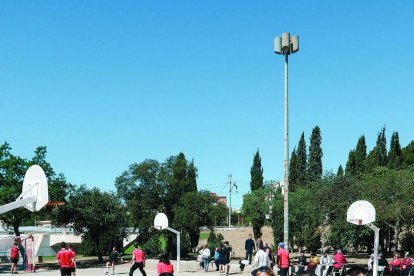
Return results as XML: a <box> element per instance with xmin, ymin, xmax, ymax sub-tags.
<box><xmin>210</xmin><ymin>193</ymin><xmax>227</xmax><ymax>205</ymax></box>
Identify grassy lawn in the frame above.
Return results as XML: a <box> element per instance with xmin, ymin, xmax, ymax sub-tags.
<box><xmin>199</xmin><ymin>232</ymin><xmax>209</xmax><ymax>240</ymax></box>
<box><xmin>124</xmin><ymin>236</ymin><xmax>167</xmax><ymax>254</ymax></box>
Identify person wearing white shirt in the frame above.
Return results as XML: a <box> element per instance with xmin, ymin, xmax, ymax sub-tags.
<box><xmin>201</xmin><ymin>245</ymin><xmax>211</xmax><ymax>272</ymax></box>
<box><xmin>320</xmin><ymin>252</ymin><xmax>331</xmax><ymax>276</ymax></box>
<box><xmin>251</xmin><ymin>243</ymin><xmax>271</xmax><ymax>276</ymax></box>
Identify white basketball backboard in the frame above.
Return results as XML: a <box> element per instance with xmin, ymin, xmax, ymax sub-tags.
<box><xmin>154</xmin><ymin>213</ymin><xmax>168</xmax><ymax>230</ymax></box>
<box><xmin>347</xmin><ymin>200</ymin><xmax>376</xmax><ymax>225</ymax></box>
<box><xmin>21</xmin><ymin>165</ymin><xmax>49</xmax><ymax>211</ymax></box>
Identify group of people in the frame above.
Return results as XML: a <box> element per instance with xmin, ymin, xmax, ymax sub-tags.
<box><xmin>243</xmin><ymin>234</ymin><xmax>289</xmax><ymax>276</ymax></box>
<box><xmin>382</xmin><ymin>252</ymin><xmax>414</xmax><ymax>276</ymax></box>
<box><xmin>55</xmin><ymin>242</ymin><xmax>174</xmax><ymax>276</ymax></box>
<box><xmin>297</xmin><ymin>250</ymin><xmax>347</xmax><ymax>276</ymax></box>
<box><xmin>197</xmin><ymin>241</ymin><xmax>232</xmax><ymax>275</ymax></box>
<box><xmin>56</xmin><ymin>242</ymin><xmax>77</xmax><ymax>276</ymax></box>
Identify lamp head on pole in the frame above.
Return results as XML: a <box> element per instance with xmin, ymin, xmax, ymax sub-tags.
<box><xmin>274</xmin><ymin>33</ymin><xmax>299</xmax><ymax>55</ymax></box>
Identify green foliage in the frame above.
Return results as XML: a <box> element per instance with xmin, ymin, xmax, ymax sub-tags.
<box><xmin>308</xmin><ymin>126</ymin><xmax>323</xmax><ymax>183</ymax></box>
<box><xmin>55</xmin><ymin>185</ymin><xmax>128</xmax><ymax>262</ymax></box>
<box><xmin>346</xmin><ymin>136</ymin><xmax>367</xmax><ymax>176</ymax></box>
<box><xmin>402</xmin><ymin>141</ymin><xmax>414</xmax><ymax>166</ymax></box>
<box><xmin>388</xmin><ymin>132</ymin><xmax>402</xmax><ymax>169</ymax></box>
<box><xmin>116</xmin><ymin>153</ymin><xmax>222</xmax><ymax>257</ymax></box>
<box><xmin>400</xmin><ymin>232</ymin><xmax>414</xmax><ymax>253</ymax></box>
<box><xmin>337</xmin><ymin>165</ymin><xmax>344</xmax><ymax>177</ymax></box>
<box><xmin>141</xmin><ymin>237</ymin><xmax>163</xmax><ymax>257</ymax></box>
<box><xmin>345</xmin><ymin>150</ymin><xmax>357</xmax><ymax>176</ymax></box>
<box><xmin>207</xmin><ymin>229</ymin><xmax>224</xmax><ymax>249</ymax></box>
<box><xmin>250</xmin><ymin>149</ymin><xmax>264</xmax><ymax>191</ymax></box>
<box><xmin>289</xmin><ymin>148</ymin><xmax>298</xmax><ymax>191</ymax></box>
<box><xmin>242</xmin><ymin>188</ymin><xmax>270</xmax><ymax>239</ymax></box>
<box><xmin>366</xmin><ymin>127</ymin><xmax>388</xmax><ymax>172</ymax></box>
<box><xmin>296</xmin><ymin>132</ymin><xmax>308</xmax><ymax>187</ymax></box>
<box><xmin>0</xmin><ymin>143</ymin><xmax>70</xmax><ymax>236</ymax></box>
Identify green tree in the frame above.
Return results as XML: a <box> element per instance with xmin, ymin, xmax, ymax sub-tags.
<box><xmin>242</xmin><ymin>188</ymin><xmax>269</xmax><ymax>239</ymax></box>
<box><xmin>366</xmin><ymin>127</ymin><xmax>388</xmax><ymax>171</ymax></box>
<box><xmin>250</xmin><ymin>150</ymin><xmax>264</xmax><ymax>191</ymax></box>
<box><xmin>354</xmin><ymin>135</ymin><xmax>367</xmax><ymax>174</ymax></box>
<box><xmin>289</xmin><ymin>148</ymin><xmax>298</xmax><ymax>191</ymax></box>
<box><xmin>0</xmin><ymin>143</ymin><xmax>70</xmax><ymax>236</ymax></box>
<box><xmin>337</xmin><ymin>165</ymin><xmax>344</xmax><ymax>177</ymax></box>
<box><xmin>55</xmin><ymin>186</ymin><xmax>128</xmax><ymax>262</ymax></box>
<box><xmin>402</xmin><ymin>141</ymin><xmax>414</xmax><ymax>167</ymax></box>
<box><xmin>345</xmin><ymin>150</ymin><xmax>357</xmax><ymax>176</ymax></box>
<box><xmin>308</xmin><ymin>126</ymin><xmax>323</xmax><ymax>183</ymax></box>
<box><xmin>296</xmin><ymin>133</ymin><xmax>308</xmax><ymax>186</ymax></box>
<box><xmin>388</xmin><ymin>132</ymin><xmax>402</xmax><ymax>169</ymax></box>
<box><xmin>187</xmin><ymin>160</ymin><xmax>198</xmax><ymax>192</ymax></box>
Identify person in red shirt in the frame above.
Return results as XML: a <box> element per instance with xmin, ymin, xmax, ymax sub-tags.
<box><xmin>390</xmin><ymin>253</ymin><xmax>401</xmax><ymax>276</ymax></box>
<box><xmin>57</xmin><ymin>242</ymin><xmax>74</xmax><ymax>276</ymax></box>
<box><xmin>401</xmin><ymin>252</ymin><xmax>411</xmax><ymax>276</ymax></box>
<box><xmin>68</xmin><ymin>245</ymin><xmax>77</xmax><ymax>276</ymax></box>
<box><xmin>277</xmin><ymin>242</ymin><xmax>290</xmax><ymax>276</ymax></box>
<box><xmin>129</xmin><ymin>243</ymin><xmax>147</xmax><ymax>276</ymax></box>
<box><xmin>333</xmin><ymin>250</ymin><xmax>347</xmax><ymax>269</ymax></box>
<box><xmin>10</xmin><ymin>242</ymin><xmax>19</xmax><ymax>274</ymax></box>
<box><xmin>157</xmin><ymin>253</ymin><xmax>174</xmax><ymax>276</ymax></box>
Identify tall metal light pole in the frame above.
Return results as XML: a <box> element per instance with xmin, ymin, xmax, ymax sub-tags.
<box><xmin>274</xmin><ymin>32</ymin><xmax>299</xmax><ymax>250</ymax></box>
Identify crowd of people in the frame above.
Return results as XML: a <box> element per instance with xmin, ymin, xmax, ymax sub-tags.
<box><xmin>197</xmin><ymin>241</ymin><xmax>233</xmax><ymax>275</ymax></box>
<box><xmin>9</xmin><ymin>234</ymin><xmax>414</xmax><ymax>276</ymax></box>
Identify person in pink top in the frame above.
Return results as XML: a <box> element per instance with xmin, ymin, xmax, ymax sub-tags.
<box><xmin>129</xmin><ymin>243</ymin><xmax>147</xmax><ymax>276</ymax></box>
<box><xmin>157</xmin><ymin>253</ymin><xmax>174</xmax><ymax>276</ymax></box>
<box><xmin>333</xmin><ymin>250</ymin><xmax>347</xmax><ymax>269</ymax></box>
<box><xmin>389</xmin><ymin>253</ymin><xmax>401</xmax><ymax>276</ymax></box>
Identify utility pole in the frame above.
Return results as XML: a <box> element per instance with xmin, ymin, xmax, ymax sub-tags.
<box><xmin>228</xmin><ymin>174</ymin><xmax>237</xmax><ymax>229</ymax></box>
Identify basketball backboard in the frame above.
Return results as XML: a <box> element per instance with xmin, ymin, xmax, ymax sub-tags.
<box><xmin>347</xmin><ymin>200</ymin><xmax>376</xmax><ymax>225</ymax></box>
<box><xmin>20</xmin><ymin>165</ymin><xmax>49</xmax><ymax>212</ymax></box>
<box><xmin>154</xmin><ymin>213</ymin><xmax>168</xmax><ymax>230</ymax></box>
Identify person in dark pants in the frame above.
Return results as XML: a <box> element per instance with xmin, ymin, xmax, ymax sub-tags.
<box><xmin>245</xmin><ymin>234</ymin><xmax>256</xmax><ymax>265</ymax></box>
<box><xmin>129</xmin><ymin>243</ymin><xmax>147</xmax><ymax>276</ymax></box>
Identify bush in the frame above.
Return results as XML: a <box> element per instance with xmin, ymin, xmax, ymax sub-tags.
<box><xmin>142</xmin><ymin>237</ymin><xmax>162</xmax><ymax>257</ymax></box>
<box><xmin>207</xmin><ymin>229</ymin><xmax>224</xmax><ymax>250</ymax></box>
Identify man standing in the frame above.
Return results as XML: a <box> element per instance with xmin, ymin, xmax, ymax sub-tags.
<box><xmin>10</xmin><ymin>242</ymin><xmax>19</xmax><ymax>274</ymax></box>
<box><xmin>245</xmin><ymin>234</ymin><xmax>256</xmax><ymax>265</ymax></box>
<box><xmin>223</xmin><ymin>241</ymin><xmax>232</xmax><ymax>276</ymax></box>
<box><xmin>129</xmin><ymin>243</ymin><xmax>147</xmax><ymax>276</ymax></box>
<box><xmin>57</xmin><ymin>242</ymin><xmax>74</xmax><ymax>276</ymax></box>
<box><xmin>68</xmin><ymin>245</ymin><xmax>77</xmax><ymax>276</ymax></box>
<box><xmin>277</xmin><ymin>242</ymin><xmax>290</xmax><ymax>276</ymax></box>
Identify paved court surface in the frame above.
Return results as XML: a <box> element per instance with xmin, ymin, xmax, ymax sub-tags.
<box><xmin>9</xmin><ymin>259</ymin><xmax>256</xmax><ymax>276</ymax></box>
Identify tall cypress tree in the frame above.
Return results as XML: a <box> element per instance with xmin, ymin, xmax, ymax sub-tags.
<box><xmin>345</xmin><ymin>150</ymin><xmax>357</xmax><ymax>176</ymax></box>
<box><xmin>354</xmin><ymin>135</ymin><xmax>367</xmax><ymax>174</ymax></box>
<box><xmin>250</xmin><ymin>149</ymin><xmax>264</xmax><ymax>191</ymax></box>
<box><xmin>366</xmin><ymin>127</ymin><xmax>388</xmax><ymax>171</ymax></box>
<box><xmin>289</xmin><ymin>148</ymin><xmax>298</xmax><ymax>192</ymax></box>
<box><xmin>388</xmin><ymin>132</ymin><xmax>402</xmax><ymax>169</ymax></box>
<box><xmin>337</xmin><ymin>165</ymin><xmax>344</xmax><ymax>177</ymax></box>
<box><xmin>187</xmin><ymin>160</ymin><xmax>198</xmax><ymax>192</ymax></box>
<box><xmin>296</xmin><ymin>132</ymin><xmax>308</xmax><ymax>186</ymax></box>
<box><xmin>308</xmin><ymin>126</ymin><xmax>323</xmax><ymax>183</ymax></box>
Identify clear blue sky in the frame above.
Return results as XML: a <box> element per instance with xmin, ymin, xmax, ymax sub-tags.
<box><xmin>1</xmin><ymin>1</ymin><xmax>413</xmax><ymax>209</ymax></box>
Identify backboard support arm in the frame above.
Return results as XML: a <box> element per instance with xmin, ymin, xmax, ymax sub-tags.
<box><xmin>0</xmin><ymin>196</ymin><xmax>36</xmax><ymax>215</ymax></box>
<box><xmin>154</xmin><ymin>226</ymin><xmax>180</xmax><ymax>273</ymax></box>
